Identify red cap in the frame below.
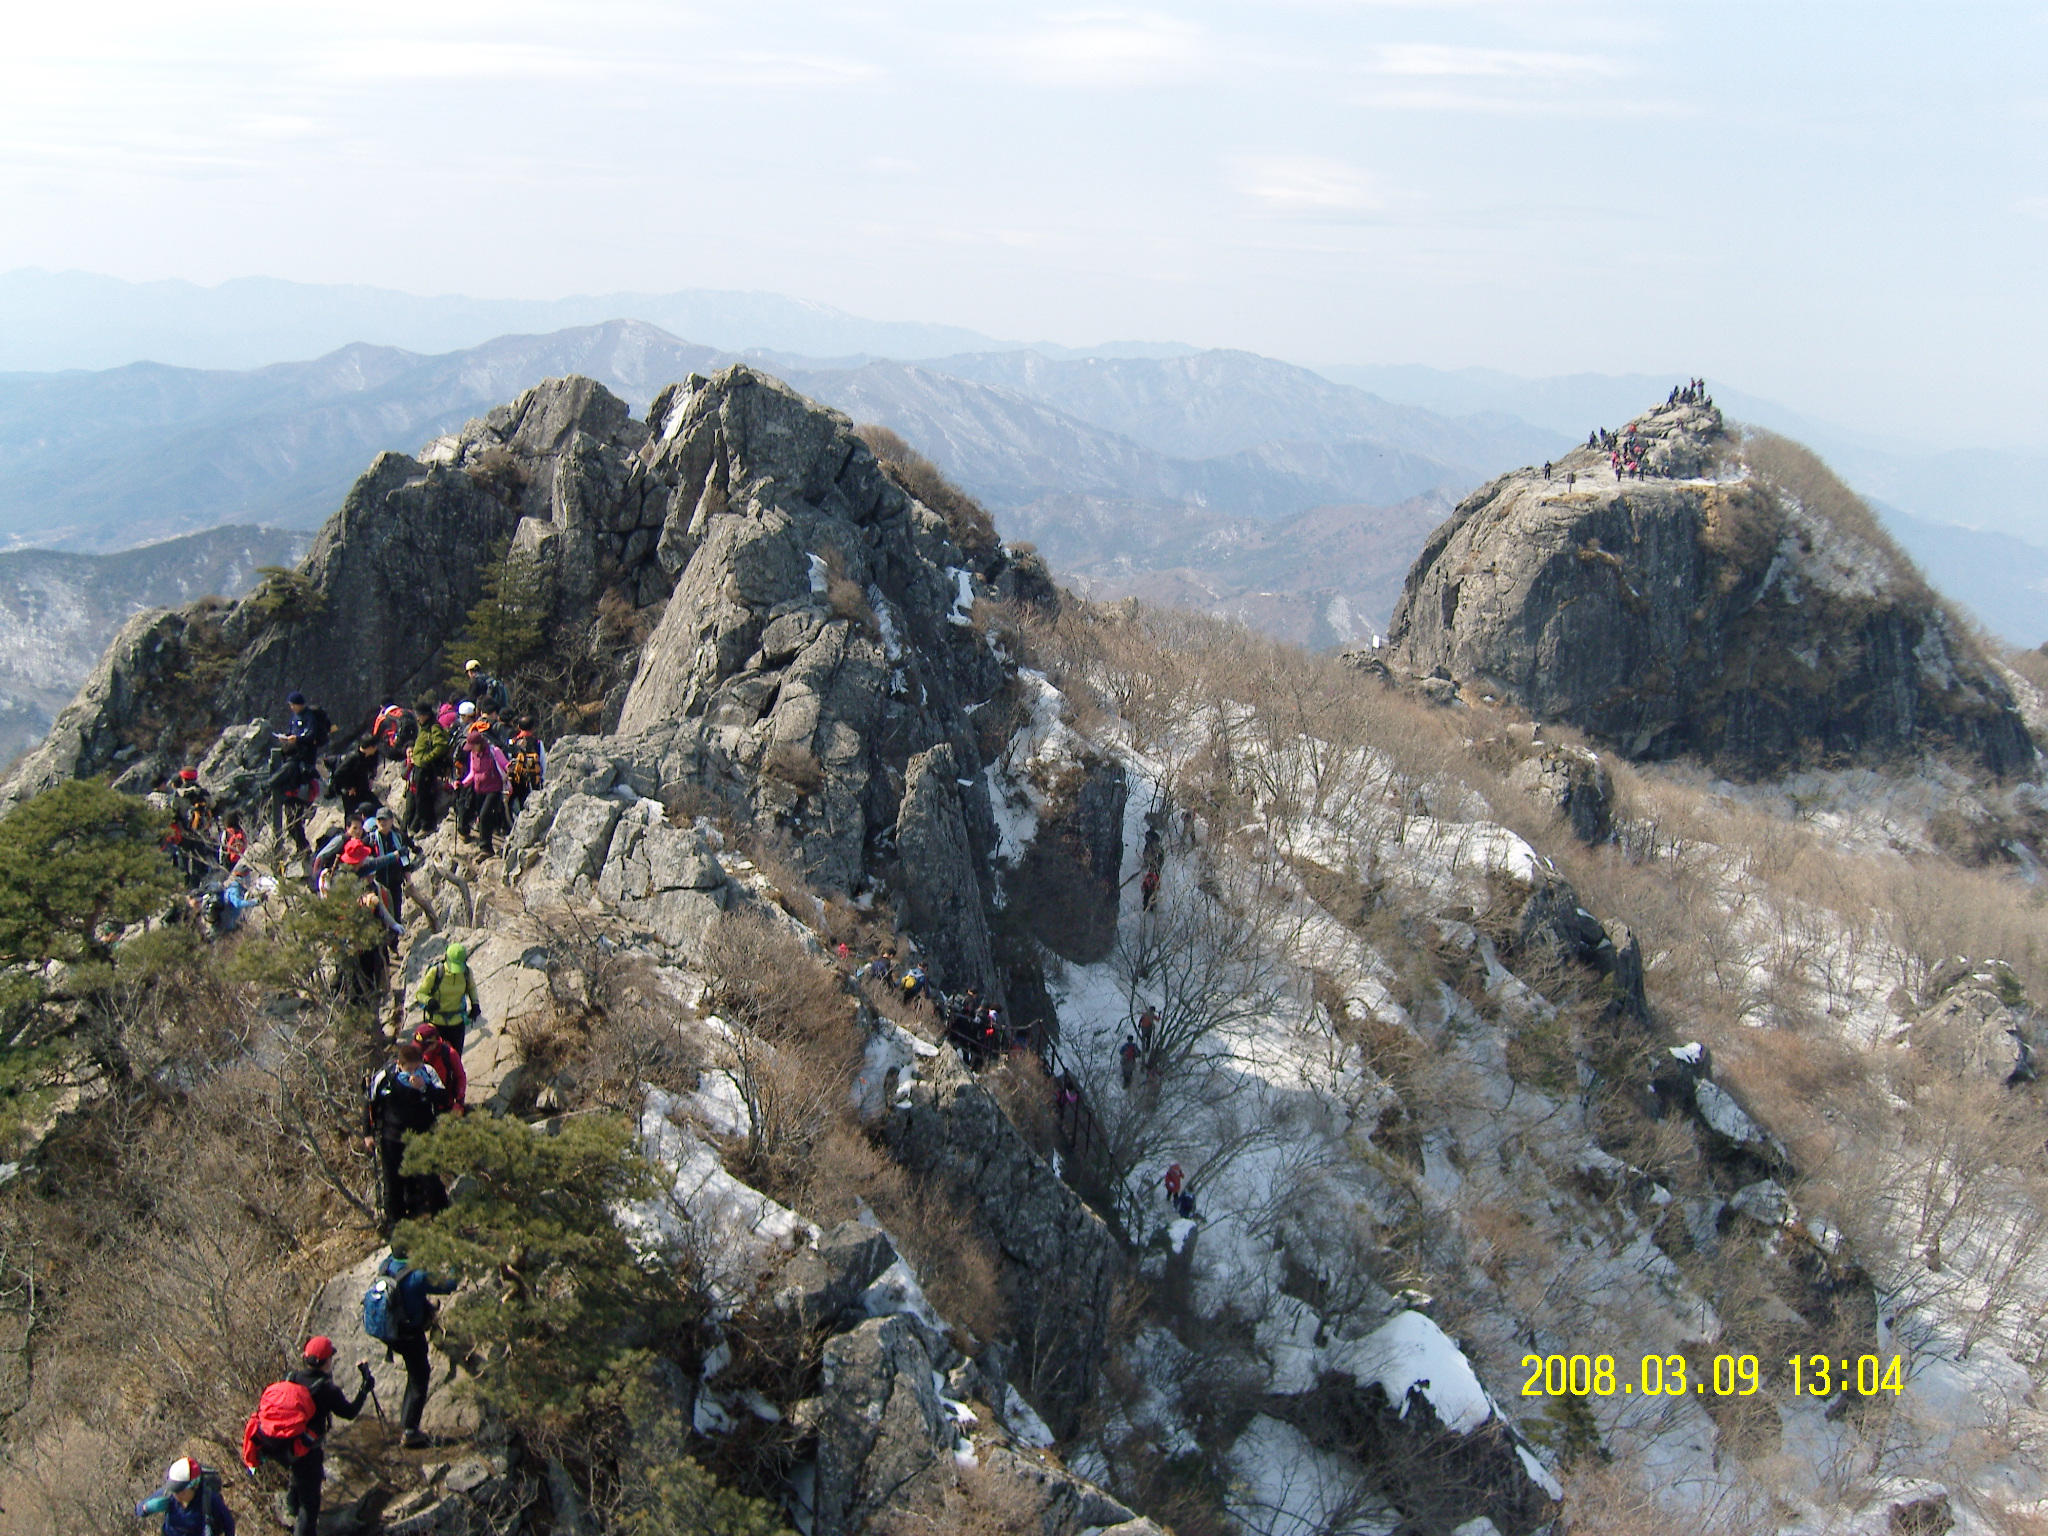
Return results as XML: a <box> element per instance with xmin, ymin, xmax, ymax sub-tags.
<box><xmin>338</xmin><ymin>838</ymin><xmax>372</xmax><ymax>867</ymax></box>
<box><xmin>179</xmin><ymin>768</ymin><xmax>199</xmax><ymax>782</ymax></box>
<box><xmin>303</xmin><ymin>1336</ymin><xmax>335</xmax><ymax>1364</ymax></box>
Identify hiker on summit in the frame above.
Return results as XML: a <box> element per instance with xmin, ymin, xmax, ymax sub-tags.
<box><xmin>464</xmin><ymin>659</ymin><xmax>511</xmax><ymax>718</ymax></box>
<box><xmin>136</xmin><ymin>1456</ymin><xmax>235</xmax><ymax>1536</ymax></box>
<box><xmin>243</xmin><ymin>1336</ymin><xmax>371</xmax><ymax>1536</ymax></box>
<box><xmin>365</xmin><ymin>1041</ymin><xmax>449</xmax><ymax>1229</ymax></box>
<box><xmin>414</xmin><ymin>941</ymin><xmax>482</xmax><ymax>1054</ymax></box>
<box><xmin>405</xmin><ymin>701</ymin><xmax>453</xmax><ymax>835</ymax></box>
<box><xmin>269</xmin><ymin>692</ymin><xmax>330</xmax><ymax>853</ymax></box>
<box><xmin>453</xmin><ymin>727</ymin><xmax>512</xmax><ymax>857</ymax></box>
<box><xmin>363</xmin><ymin>1249</ymin><xmax>457</xmax><ymax>1448</ymax></box>
<box><xmin>505</xmin><ymin>718</ymin><xmax>545</xmax><ymax>819</ymax></box>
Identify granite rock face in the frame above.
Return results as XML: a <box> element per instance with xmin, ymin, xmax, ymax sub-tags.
<box><xmin>1382</xmin><ymin>400</ymin><xmax>2035</xmax><ymax>778</ymax></box>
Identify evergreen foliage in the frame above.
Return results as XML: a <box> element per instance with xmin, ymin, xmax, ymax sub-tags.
<box><xmin>244</xmin><ymin>565</ymin><xmax>326</xmax><ymax>625</ymax></box>
<box><xmin>0</xmin><ymin>779</ymin><xmax>177</xmax><ymax>965</ymax></box>
<box><xmin>393</xmin><ymin>1113</ymin><xmax>699</xmax><ymax>1426</ymax></box>
<box><xmin>449</xmin><ymin>538</ymin><xmax>549</xmax><ymax>686</ymax></box>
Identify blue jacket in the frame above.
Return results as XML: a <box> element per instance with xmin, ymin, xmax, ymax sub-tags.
<box><xmin>392</xmin><ymin>1260</ymin><xmax>458</xmax><ymax>1330</ymax></box>
<box><xmin>136</xmin><ymin>1487</ymin><xmax>236</xmax><ymax>1536</ymax></box>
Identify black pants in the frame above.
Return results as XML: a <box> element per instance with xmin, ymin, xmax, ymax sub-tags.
<box><xmin>287</xmin><ymin>1447</ymin><xmax>323</xmax><ymax>1536</ymax></box>
<box><xmin>406</xmin><ymin>779</ymin><xmax>445</xmax><ymax>836</ymax></box>
<box><xmin>426</xmin><ymin>1014</ymin><xmax>467</xmax><ymax>1056</ymax></box>
<box><xmin>379</xmin><ymin>1134</ymin><xmax>448</xmax><ymax>1228</ymax></box>
<box><xmin>459</xmin><ymin>790</ymin><xmax>508</xmax><ymax>854</ymax></box>
<box><xmin>394</xmin><ymin>1332</ymin><xmax>433</xmax><ymax>1432</ymax></box>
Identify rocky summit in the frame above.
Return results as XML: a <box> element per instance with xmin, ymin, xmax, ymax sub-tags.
<box><xmin>1380</xmin><ymin>396</ymin><xmax>2034</xmax><ymax>776</ymax></box>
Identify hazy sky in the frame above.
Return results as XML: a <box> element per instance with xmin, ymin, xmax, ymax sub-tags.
<box><xmin>2</xmin><ymin>3</ymin><xmax>2041</xmax><ymax>445</ymax></box>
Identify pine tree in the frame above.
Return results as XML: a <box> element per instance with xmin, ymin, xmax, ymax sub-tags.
<box><xmin>449</xmin><ymin>539</ymin><xmax>548</xmax><ymax>686</ymax></box>
<box><xmin>0</xmin><ymin>780</ymin><xmax>178</xmax><ymax>966</ymax></box>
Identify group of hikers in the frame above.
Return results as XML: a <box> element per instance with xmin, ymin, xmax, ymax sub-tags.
<box><xmin>133</xmin><ymin>672</ymin><xmax>526</xmax><ymax>1536</ymax></box>
<box><xmin>154</xmin><ymin>660</ymin><xmax>545</xmax><ymax>946</ymax></box>
<box><xmin>136</xmin><ymin>933</ymin><xmax>482</xmax><ymax>1536</ymax></box>
<box><xmin>1553</xmin><ymin>377</ymin><xmax>1715</xmax><ymax>486</ymax></box>
<box><xmin>135</xmin><ymin>1245</ymin><xmax>458</xmax><ymax>1536</ymax></box>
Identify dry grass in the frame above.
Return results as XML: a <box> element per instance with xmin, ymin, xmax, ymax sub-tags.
<box><xmin>856</xmin><ymin>424</ymin><xmax>1000</xmax><ymax>558</ymax></box>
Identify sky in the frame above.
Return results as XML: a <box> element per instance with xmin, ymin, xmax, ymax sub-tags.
<box><xmin>2</xmin><ymin>2</ymin><xmax>2043</xmax><ymax>447</ymax></box>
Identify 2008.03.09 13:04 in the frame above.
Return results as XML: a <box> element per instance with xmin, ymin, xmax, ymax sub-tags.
<box><xmin>1521</xmin><ymin>1353</ymin><xmax>1905</xmax><ymax>1397</ymax></box>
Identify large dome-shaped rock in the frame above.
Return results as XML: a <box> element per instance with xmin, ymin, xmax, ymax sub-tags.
<box><xmin>1383</xmin><ymin>402</ymin><xmax>2034</xmax><ymax>778</ymax></box>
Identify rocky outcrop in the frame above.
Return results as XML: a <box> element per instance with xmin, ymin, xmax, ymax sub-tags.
<box><xmin>2</xmin><ymin>608</ymin><xmax>192</xmax><ymax>804</ymax></box>
<box><xmin>896</xmin><ymin>744</ymin><xmax>997</xmax><ymax>996</ymax></box>
<box><xmin>807</xmin><ymin>1315</ymin><xmax>960</xmax><ymax>1536</ymax></box>
<box><xmin>885</xmin><ymin>1057</ymin><xmax>1120</xmax><ymax>1436</ymax></box>
<box><xmin>1903</xmin><ymin>961</ymin><xmax>2038</xmax><ymax>1085</ymax></box>
<box><xmin>1381</xmin><ymin>400</ymin><xmax>2035</xmax><ymax>778</ymax></box>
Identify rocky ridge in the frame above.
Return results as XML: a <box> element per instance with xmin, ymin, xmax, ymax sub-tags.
<box><xmin>1379</xmin><ymin>399</ymin><xmax>2036</xmax><ymax>777</ymax></box>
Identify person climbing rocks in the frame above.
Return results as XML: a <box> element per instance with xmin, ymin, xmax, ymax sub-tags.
<box><xmin>364</xmin><ymin>1041</ymin><xmax>449</xmax><ymax>1230</ymax></box>
<box><xmin>136</xmin><ymin>1456</ymin><xmax>234</xmax><ymax>1536</ymax></box>
<box><xmin>367</xmin><ymin>804</ymin><xmax>426</xmax><ymax>929</ymax></box>
<box><xmin>414</xmin><ymin>941</ymin><xmax>482</xmax><ymax>1055</ymax></box>
<box><xmin>412</xmin><ymin>1019</ymin><xmax>467</xmax><ymax>1115</ymax></box>
<box><xmin>1140</xmin><ymin>867</ymin><xmax>1161</xmax><ymax>912</ymax></box>
<box><xmin>219</xmin><ymin>813</ymin><xmax>248</xmax><ymax>874</ymax></box>
<box><xmin>309</xmin><ymin>810</ymin><xmax>368</xmax><ymax>894</ymax></box>
<box><xmin>453</xmin><ymin>727</ymin><xmax>511</xmax><ymax>856</ymax></box>
<box><xmin>1119</xmin><ymin>1036</ymin><xmax>1140</xmax><ymax>1089</ymax></box>
<box><xmin>900</xmin><ymin>964</ymin><xmax>930</xmax><ymax>1009</ymax></box>
<box><xmin>327</xmin><ymin>737</ymin><xmax>383</xmax><ymax>820</ymax></box>
<box><xmin>505</xmin><ymin>717</ymin><xmax>545</xmax><ymax>819</ymax></box>
<box><xmin>370</xmin><ymin>697</ymin><xmax>412</xmax><ymax>758</ymax></box>
<box><xmin>1163</xmin><ymin>1162</ymin><xmax>1184</xmax><ymax>1204</ymax></box>
<box><xmin>243</xmin><ymin>1336</ymin><xmax>370</xmax><ymax>1536</ymax></box>
<box><xmin>464</xmin><ymin>659</ymin><xmax>511</xmax><ymax>718</ymax></box>
<box><xmin>364</xmin><ymin>1248</ymin><xmax>457</xmax><ymax>1449</ymax></box>
<box><xmin>404</xmin><ymin>700</ymin><xmax>453</xmax><ymax>835</ymax></box>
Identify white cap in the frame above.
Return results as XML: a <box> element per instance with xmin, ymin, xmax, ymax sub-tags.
<box><xmin>464</xmin><ymin>659</ymin><xmax>481</xmax><ymax>671</ymax></box>
<box><xmin>166</xmin><ymin>1458</ymin><xmax>199</xmax><ymax>1489</ymax></box>
<box><xmin>458</xmin><ymin>701</ymin><xmax>476</xmax><ymax>717</ymax></box>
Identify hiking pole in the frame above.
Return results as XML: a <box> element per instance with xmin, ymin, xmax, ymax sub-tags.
<box><xmin>363</xmin><ymin>1364</ymin><xmax>389</xmax><ymax>1432</ymax></box>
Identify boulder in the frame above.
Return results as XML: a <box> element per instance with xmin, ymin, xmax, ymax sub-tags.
<box><xmin>771</xmin><ymin>1221</ymin><xmax>899</xmax><ymax>1331</ymax></box>
<box><xmin>595</xmin><ymin>799</ymin><xmax>731</xmax><ymax>955</ymax></box>
<box><xmin>1505</xmin><ymin>744</ymin><xmax>1612</xmax><ymax>844</ymax></box>
<box><xmin>404</xmin><ymin>930</ymin><xmax>551</xmax><ymax>1112</ymax></box>
<box><xmin>303</xmin><ymin>1251</ymin><xmax>475</xmax><ymax>1442</ymax></box>
<box><xmin>1385</xmin><ymin>400</ymin><xmax>2035</xmax><ymax>778</ymax></box>
<box><xmin>1906</xmin><ymin>970</ymin><xmax>2036</xmax><ymax>1085</ymax></box>
<box><xmin>537</xmin><ymin>793</ymin><xmax>623</xmax><ymax>891</ymax></box>
<box><xmin>895</xmin><ymin>744</ymin><xmax>997</xmax><ymax>998</ymax></box>
<box><xmin>808</xmin><ymin>1315</ymin><xmax>956</xmax><ymax>1536</ymax></box>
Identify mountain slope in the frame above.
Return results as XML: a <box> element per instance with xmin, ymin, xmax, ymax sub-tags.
<box><xmin>0</xmin><ymin>523</ymin><xmax>306</xmax><ymax>767</ymax></box>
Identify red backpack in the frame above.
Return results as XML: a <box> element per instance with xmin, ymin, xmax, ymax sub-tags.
<box><xmin>242</xmin><ymin>1380</ymin><xmax>318</xmax><ymax>1470</ymax></box>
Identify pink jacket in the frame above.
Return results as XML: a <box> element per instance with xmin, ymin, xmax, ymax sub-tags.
<box><xmin>457</xmin><ymin>740</ymin><xmax>509</xmax><ymax>794</ymax></box>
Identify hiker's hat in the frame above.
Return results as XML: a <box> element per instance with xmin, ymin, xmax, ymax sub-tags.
<box><xmin>164</xmin><ymin>1458</ymin><xmax>200</xmax><ymax>1491</ymax></box>
<box><xmin>458</xmin><ymin>701</ymin><xmax>476</xmax><ymax>717</ymax></box>
<box><xmin>464</xmin><ymin>659</ymin><xmax>481</xmax><ymax>672</ymax></box>
<box><xmin>286</xmin><ymin>691</ymin><xmax>307</xmax><ymax>706</ymax></box>
<box><xmin>178</xmin><ymin>767</ymin><xmax>199</xmax><ymax>782</ymax></box>
<box><xmin>303</xmin><ymin>1335</ymin><xmax>336</xmax><ymax>1364</ymax></box>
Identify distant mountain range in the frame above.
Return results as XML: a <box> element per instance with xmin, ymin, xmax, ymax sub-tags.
<box><xmin>1</xmin><ymin>277</ymin><xmax>2043</xmax><ymax>651</ymax></box>
<box><xmin>0</xmin><ymin>524</ymin><xmax>308</xmax><ymax>769</ymax></box>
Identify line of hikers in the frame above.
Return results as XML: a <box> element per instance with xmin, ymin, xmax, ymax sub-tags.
<box><xmin>138</xmin><ymin>938</ymin><xmax>483</xmax><ymax>1536</ymax></box>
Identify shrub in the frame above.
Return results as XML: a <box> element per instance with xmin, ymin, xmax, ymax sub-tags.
<box><xmin>855</xmin><ymin>423</ymin><xmax>999</xmax><ymax>557</ymax></box>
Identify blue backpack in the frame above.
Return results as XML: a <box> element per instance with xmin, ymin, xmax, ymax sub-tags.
<box><xmin>362</xmin><ymin>1257</ymin><xmax>417</xmax><ymax>1345</ymax></box>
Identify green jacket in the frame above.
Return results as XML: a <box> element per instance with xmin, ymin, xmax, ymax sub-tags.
<box><xmin>415</xmin><ymin>959</ymin><xmax>479</xmax><ymax>1020</ymax></box>
<box><xmin>409</xmin><ymin>723</ymin><xmax>453</xmax><ymax>773</ymax></box>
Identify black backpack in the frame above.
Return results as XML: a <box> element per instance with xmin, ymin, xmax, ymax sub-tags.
<box><xmin>308</xmin><ymin>706</ymin><xmax>333</xmax><ymax>749</ymax></box>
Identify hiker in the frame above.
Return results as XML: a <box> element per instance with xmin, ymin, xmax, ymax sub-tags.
<box><xmin>464</xmin><ymin>659</ymin><xmax>511</xmax><ymax>718</ymax></box>
<box><xmin>327</xmin><ymin>737</ymin><xmax>383</xmax><ymax>820</ymax></box>
<box><xmin>414</xmin><ymin>941</ymin><xmax>482</xmax><ymax>1055</ymax></box>
<box><xmin>1137</xmin><ymin>1006</ymin><xmax>1157</xmax><ymax>1058</ymax></box>
<box><xmin>1163</xmin><ymin>1162</ymin><xmax>1184</xmax><ymax>1204</ymax></box>
<box><xmin>310</xmin><ymin>810</ymin><xmax>368</xmax><ymax>894</ymax></box>
<box><xmin>219</xmin><ymin>813</ymin><xmax>248</xmax><ymax>874</ymax></box>
<box><xmin>243</xmin><ymin>1336</ymin><xmax>371</xmax><ymax>1536</ymax></box>
<box><xmin>1542</xmin><ymin>461</ymin><xmax>1551</xmax><ymax>481</ymax></box>
<box><xmin>364</xmin><ymin>1041</ymin><xmax>449</xmax><ymax>1229</ymax></box>
<box><xmin>947</xmin><ymin>989</ymin><xmax>983</xmax><ymax>1066</ymax></box>
<box><xmin>1175</xmin><ymin>1190</ymin><xmax>1197</xmax><ymax>1219</ymax></box>
<box><xmin>135</xmin><ymin>1456</ymin><xmax>235</xmax><ymax>1536</ymax></box>
<box><xmin>505</xmin><ymin>718</ymin><xmax>545</xmax><ymax>819</ymax></box>
<box><xmin>405</xmin><ymin>701</ymin><xmax>454</xmax><ymax>835</ymax></box>
<box><xmin>1140</xmin><ymin>868</ymin><xmax>1161</xmax><ymax>912</ymax></box>
<box><xmin>453</xmin><ymin>728</ymin><xmax>511</xmax><ymax>857</ymax></box>
<box><xmin>268</xmin><ymin>693</ymin><xmax>329</xmax><ymax>855</ymax></box>
<box><xmin>363</xmin><ymin>1249</ymin><xmax>458</xmax><ymax>1448</ymax></box>
<box><xmin>900</xmin><ymin>964</ymin><xmax>929</xmax><ymax>1009</ymax></box>
<box><xmin>1119</xmin><ymin>1036</ymin><xmax>1140</xmax><ymax>1089</ymax></box>
<box><xmin>366</xmin><ymin>805</ymin><xmax>422</xmax><ymax>926</ymax></box>
<box><xmin>865</xmin><ymin>953</ymin><xmax>894</xmax><ymax>986</ymax></box>
<box><xmin>370</xmin><ymin>697</ymin><xmax>412</xmax><ymax>759</ymax></box>
<box><xmin>412</xmin><ymin>1020</ymin><xmax>468</xmax><ymax>1115</ymax></box>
